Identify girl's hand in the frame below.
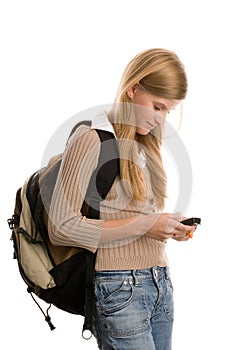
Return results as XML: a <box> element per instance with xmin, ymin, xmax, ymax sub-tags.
<box><xmin>145</xmin><ymin>212</ymin><xmax>196</xmax><ymax>242</ymax></box>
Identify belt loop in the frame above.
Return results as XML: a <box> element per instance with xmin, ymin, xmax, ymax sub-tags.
<box><xmin>152</xmin><ymin>266</ymin><xmax>158</xmax><ymax>282</ymax></box>
<box><xmin>165</xmin><ymin>267</ymin><xmax>169</xmax><ymax>279</ymax></box>
<box><xmin>132</xmin><ymin>270</ymin><xmax>139</xmax><ymax>286</ymax></box>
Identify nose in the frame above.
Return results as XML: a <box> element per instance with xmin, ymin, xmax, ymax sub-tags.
<box><xmin>154</xmin><ymin>110</ymin><xmax>167</xmax><ymax>126</ymax></box>
<box><xmin>160</xmin><ymin>110</ymin><xmax>168</xmax><ymax>118</ymax></box>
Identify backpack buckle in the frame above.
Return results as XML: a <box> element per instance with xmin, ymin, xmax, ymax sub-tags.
<box><xmin>7</xmin><ymin>214</ymin><xmax>19</xmax><ymax>230</ymax></box>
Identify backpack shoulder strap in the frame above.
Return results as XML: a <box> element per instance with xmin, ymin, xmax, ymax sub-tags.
<box><xmin>84</xmin><ymin>128</ymin><xmax>119</xmax><ymax>219</ymax></box>
<box><xmin>67</xmin><ymin>120</ymin><xmax>92</xmax><ymax>144</ymax></box>
<box><xmin>95</xmin><ymin>129</ymin><xmax>119</xmax><ymax>196</ymax></box>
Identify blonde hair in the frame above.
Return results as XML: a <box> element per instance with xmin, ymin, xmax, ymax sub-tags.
<box><xmin>109</xmin><ymin>48</ymin><xmax>188</xmax><ymax>210</ymax></box>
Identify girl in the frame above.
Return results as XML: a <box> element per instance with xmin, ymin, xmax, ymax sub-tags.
<box><xmin>49</xmin><ymin>48</ymin><xmax>196</xmax><ymax>349</ymax></box>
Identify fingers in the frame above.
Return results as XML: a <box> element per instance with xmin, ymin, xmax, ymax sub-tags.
<box><xmin>169</xmin><ymin>220</ymin><xmax>195</xmax><ymax>239</ymax></box>
<box><xmin>172</xmin><ymin>235</ymin><xmax>190</xmax><ymax>242</ymax></box>
<box><xmin>167</xmin><ymin>213</ymin><xmax>196</xmax><ymax>236</ymax></box>
<box><xmin>166</xmin><ymin>212</ymin><xmax>184</xmax><ymax>234</ymax></box>
<box><xmin>172</xmin><ymin>224</ymin><xmax>197</xmax><ymax>241</ymax></box>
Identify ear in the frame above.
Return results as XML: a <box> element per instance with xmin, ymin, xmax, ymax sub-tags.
<box><xmin>127</xmin><ymin>84</ymin><xmax>138</xmax><ymax>99</ymax></box>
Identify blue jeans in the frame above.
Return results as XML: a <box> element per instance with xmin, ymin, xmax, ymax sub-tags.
<box><xmin>93</xmin><ymin>266</ymin><xmax>174</xmax><ymax>350</ymax></box>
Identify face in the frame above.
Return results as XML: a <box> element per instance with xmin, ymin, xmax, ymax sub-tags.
<box><xmin>127</xmin><ymin>84</ymin><xmax>180</xmax><ymax>135</ymax></box>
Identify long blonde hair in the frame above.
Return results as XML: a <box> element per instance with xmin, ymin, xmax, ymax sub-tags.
<box><xmin>109</xmin><ymin>48</ymin><xmax>188</xmax><ymax>210</ymax></box>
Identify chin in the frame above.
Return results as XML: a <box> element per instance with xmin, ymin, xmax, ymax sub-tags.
<box><xmin>136</xmin><ymin>127</ymin><xmax>150</xmax><ymax>136</ymax></box>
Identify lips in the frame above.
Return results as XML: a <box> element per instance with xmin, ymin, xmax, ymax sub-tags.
<box><xmin>147</xmin><ymin>121</ymin><xmax>155</xmax><ymax>129</ymax></box>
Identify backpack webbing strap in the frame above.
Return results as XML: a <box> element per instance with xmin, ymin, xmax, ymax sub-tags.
<box><xmin>82</xmin><ymin>252</ymin><xmax>96</xmax><ymax>339</ymax></box>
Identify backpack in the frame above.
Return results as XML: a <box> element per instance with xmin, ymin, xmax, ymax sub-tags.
<box><xmin>7</xmin><ymin>121</ymin><xmax>119</xmax><ymax>338</ymax></box>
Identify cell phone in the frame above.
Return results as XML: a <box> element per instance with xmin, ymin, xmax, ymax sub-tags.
<box><xmin>180</xmin><ymin>217</ymin><xmax>201</xmax><ymax>226</ymax></box>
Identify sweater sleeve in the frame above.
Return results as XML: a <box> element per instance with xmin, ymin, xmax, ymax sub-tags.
<box><xmin>48</xmin><ymin>125</ymin><xmax>104</xmax><ymax>253</ymax></box>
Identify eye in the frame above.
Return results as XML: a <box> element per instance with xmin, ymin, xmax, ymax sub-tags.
<box><xmin>154</xmin><ymin>105</ymin><xmax>161</xmax><ymax>111</ymax></box>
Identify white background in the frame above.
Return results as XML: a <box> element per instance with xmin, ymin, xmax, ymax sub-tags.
<box><xmin>1</xmin><ymin>0</ymin><xmax>233</xmax><ymax>349</ymax></box>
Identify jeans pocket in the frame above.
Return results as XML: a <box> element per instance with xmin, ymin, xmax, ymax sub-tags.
<box><xmin>95</xmin><ymin>279</ymin><xmax>134</xmax><ymax>315</ymax></box>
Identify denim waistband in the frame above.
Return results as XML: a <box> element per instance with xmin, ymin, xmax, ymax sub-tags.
<box><xmin>94</xmin><ymin>266</ymin><xmax>170</xmax><ymax>283</ymax></box>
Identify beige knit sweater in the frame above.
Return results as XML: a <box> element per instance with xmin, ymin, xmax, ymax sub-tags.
<box><xmin>48</xmin><ymin>123</ymin><xmax>168</xmax><ymax>271</ymax></box>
